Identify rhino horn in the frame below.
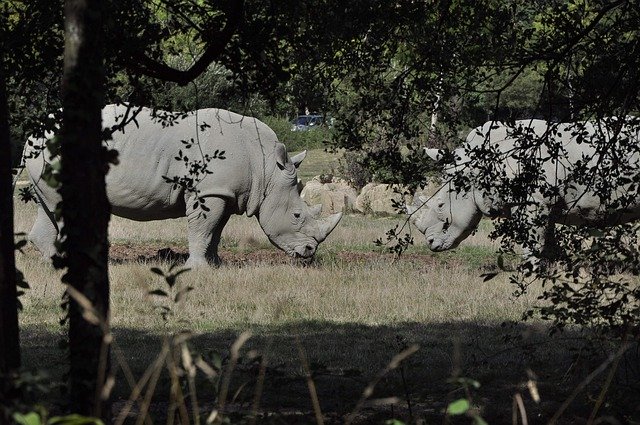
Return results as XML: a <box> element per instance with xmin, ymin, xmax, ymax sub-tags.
<box><xmin>318</xmin><ymin>211</ymin><xmax>342</xmax><ymax>241</ymax></box>
<box><xmin>424</xmin><ymin>148</ymin><xmax>444</xmax><ymax>161</ymax></box>
<box><xmin>310</xmin><ymin>203</ymin><xmax>323</xmax><ymax>218</ymax></box>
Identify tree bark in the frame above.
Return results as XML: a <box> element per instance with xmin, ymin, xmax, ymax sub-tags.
<box><xmin>0</xmin><ymin>43</ymin><xmax>21</xmax><ymax>393</ymax></box>
<box><xmin>60</xmin><ymin>0</ymin><xmax>110</xmax><ymax>418</ymax></box>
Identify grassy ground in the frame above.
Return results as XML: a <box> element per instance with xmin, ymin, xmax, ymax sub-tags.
<box><xmin>13</xmin><ymin>171</ymin><xmax>639</xmax><ymax>423</ymax></box>
<box><xmin>290</xmin><ymin>148</ymin><xmax>342</xmax><ymax>183</ymax></box>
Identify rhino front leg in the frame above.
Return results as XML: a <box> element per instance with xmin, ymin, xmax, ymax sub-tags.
<box><xmin>185</xmin><ymin>196</ymin><xmax>231</xmax><ymax>267</ymax></box>
<box><xmin>29</xmin><ymin>205</ymin><xmax>59</xmax><ymax>260</ymax></box>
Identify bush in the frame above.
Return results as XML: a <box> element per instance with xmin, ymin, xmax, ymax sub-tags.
<box><xmin>339</xmin><ymin>151</ymin><xmax>372</xmax><ymax>190</ymax></box>
<box><xmin>260</xmin><ymin>116</ymin><xmax>332</xmax><ymax>152</ymax></box>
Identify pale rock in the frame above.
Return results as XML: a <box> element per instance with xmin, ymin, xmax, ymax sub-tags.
<box><xmin>301</xmin><ymin>176</ymin><xmax>358</xmax><ymax>214</ymax></box>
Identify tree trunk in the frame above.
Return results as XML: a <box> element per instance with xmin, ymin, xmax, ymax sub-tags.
<box><xmin>60</xmin><ymin>0</ymin><xmax>110</xmax><ymax>418</ymax></box>
<box><xmin>0</xmin><ymin>44</ymin><xmax>21</xmax><ymax>396</ymax></box>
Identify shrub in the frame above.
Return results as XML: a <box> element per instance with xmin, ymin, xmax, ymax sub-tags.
<box><xmin>261</xmin><ymin>116</ymin><xmax>332</xmax><ymax>152</ymax></box>
<box><xmin>339</xmin><ymin>151</ymin><xmax>372</xmax><ymax>190</ymax></box>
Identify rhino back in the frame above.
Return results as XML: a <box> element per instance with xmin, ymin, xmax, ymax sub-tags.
<box><xmin>103</xmin><ymin>105</ymin><xmax>277</xmax><ymax>221</ymax></box>
<box><xmin>467</xmin><ymin>119</ymin><xmax>640</xmax><ymax>225</ymax></box>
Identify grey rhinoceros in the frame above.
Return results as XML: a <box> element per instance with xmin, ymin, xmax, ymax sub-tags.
<box><xmin>26</xmin><ymin>104</ymin><xmax>342</xmax><ymax>266</ymax></box>
<box><xmin>408</xmin><ymin>118</ymin><xmax>640</xmax><ymax>258</ymax></box>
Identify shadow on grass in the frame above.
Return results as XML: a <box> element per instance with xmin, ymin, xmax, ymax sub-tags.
<box><xmin>19</xmin><ymin>320</ymin><xmax>639</xmax><ymax>424</ymax></box>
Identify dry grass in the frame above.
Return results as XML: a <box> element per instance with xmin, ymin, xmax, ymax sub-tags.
<box><xmin>15</xmin><ymin>194</ymin><xmax>612</xmax><ymax>423</ymax></box>
<box><xmin>291</xmin><ymin>148</ymin><xmax>343</xmax><ymax>183</ymax></box>
<box><xmin>16</xmin><ymin>197</ymin><xmax>526</xmax><ymax>331</ymax></box>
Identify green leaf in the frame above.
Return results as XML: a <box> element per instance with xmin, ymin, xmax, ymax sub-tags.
<box><xmin>148</xmin><ymin>289</ymin><xmax>168</xmax><ymax>297</ymax></box>
<box><xmin>473</xmin><ymin>415</ymin><xmax>489</xmax><ymax>425</ymax></box>
<box><xmin>12</xmin><ymin>412</ymin><xmax>42</xmax><ymax>425</ymax></box>
<box><xmin>174</xmin><ymin>286</ymin><xmax>194</xmax><ymax>303</ymax></box>
<box><xmin>174</xmin><ymin>268</ymin><xmax>191</xmax><ymax>278</ymax></box>
<box><xmin>385</xmin><ymin>420</ymin><xmax>406</xmax><ymax>425</ymax></box>
<box><xmin>50</xmin><ymin>159</ymin><xmax>62</xmax><ymax>172</ymax></box>
<box><xmin>446</xmin><ymin>398</ymin><xmax>470</xmax><ymax>415</ymax></box>
<box><xmin>49</xmin><ymin>414</ymin><xmax>104</xmax><ymax>425</ymax></box>
<box><xmin>480</xmin><ymin>272</ymin><xmax>498</xmax><ymax>282</ymax></box>
<box><xmin>211</xmin><ymin>352</ymin><xmax>222</xmax><ymax>370</ymax></box>
<box><xmin>150</xmin><ymin>267</ymin><xmax>164</xmax><ymax>276</ymax></box>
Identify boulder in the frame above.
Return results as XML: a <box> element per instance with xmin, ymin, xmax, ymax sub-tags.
<box><xmin>301</xmin><ymin>176</ymin><xmax>358</xmax><ymax>214</ymax></box>
<box><xmin>355</xmin><ymin>183</ymin><xmax>409</xmax><ymax>215</ymax></box>
<box><xmin>412</xmin><ymin>177</ymin><xmax>441</xmax><ymax>201</ymax></box>
<box><xmin>355</xmin><ymin>179</ymin><xmax>440</xmax><ymax>215</ymax></box>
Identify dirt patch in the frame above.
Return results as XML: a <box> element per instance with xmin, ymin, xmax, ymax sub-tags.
<box><xmin>108</xmin><ymin>242</ymin><xmax>449</xmax><ymax>268</ymax></box>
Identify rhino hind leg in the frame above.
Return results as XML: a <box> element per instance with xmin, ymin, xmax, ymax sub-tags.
<box><xmin>185</xmin><ymin>196</ymin><xmax>231</xmax><ymax>268</ymax></box>
<box><xmin>29</xmin><ymin>205</ymin><xmax>59</xmax><ymax>260</ymax></box>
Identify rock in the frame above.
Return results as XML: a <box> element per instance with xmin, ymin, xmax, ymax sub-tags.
<box><xmin>355</xmin><ymin>183</ymin><xmax>411</xmax><ymax>215</ymax></box>
<box><xmin>413</xmin><ymin>177</ymin><xmax>441</xmax><ymax>201</ymax></box>
<box><xmin>301</xmin><ymin>176</ymin><xmax>358</xmax><ymax>214</ymax></box>
<box><xmin>354</xmin><ymin>179</ymin><xmax>441</xmax><ymax>215</ymax></box>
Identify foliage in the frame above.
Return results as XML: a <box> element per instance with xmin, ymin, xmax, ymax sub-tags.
<box><xmin>2</xmin><ymin>0</ymin><xmax>63</xmax><ymax>165</ymax></box>
<box><xmin>13</xmin><ymin>412</ymin><xmax>104</xmax><ymax>425</ymax></box>
<box><xmin>149</xmin><ymin>263</ymin><xmax>193</xmax><ymax>323</ymax></box>
<box><xmin>445</xmin><ymin>377</ymin><xmax>487</xmax><ymax>425</ymax></box>
<box><xmin>261</xmin><ymin>116</ymin><xmax>331</xmax><ymax>152</ymax></box>
<box><xmin>150</xmin><ymin>60</ymin><xmax>257</xmax><ymax>113</ymax></box>
<box><xmin>338</xmin><ymin>150</ymin><xmax>373</xmax><ymax>190</ymax></box>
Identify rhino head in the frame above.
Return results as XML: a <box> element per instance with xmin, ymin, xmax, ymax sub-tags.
<box><xmin>407</xmin><ymin>148</ymin><xmax>484</xmax><ymax>251</ymax></box>
<box><xmin>257</xmin><ymin>145</ymin><xmax>342</xmax><ymax>258</ymax></box>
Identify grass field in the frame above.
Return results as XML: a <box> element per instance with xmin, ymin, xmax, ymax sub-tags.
<box><xmin>13</xmin><ymin>152</ymin><xmax>638</xmax><ymax>424</ymax></box>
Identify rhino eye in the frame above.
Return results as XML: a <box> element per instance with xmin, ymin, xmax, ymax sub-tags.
<box><xmin>293</xmin><ymin>212</ymin><xmax>301</xmax><ymax>219</ymax></box>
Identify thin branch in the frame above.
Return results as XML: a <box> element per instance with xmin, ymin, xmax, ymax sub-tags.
<box><xmin>119</xmin><ymin>1</ymin><xmax>244</xmax><ymax>85</ymax></box>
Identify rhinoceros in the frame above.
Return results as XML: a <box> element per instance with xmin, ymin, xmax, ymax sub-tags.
<box><xmin>408</xmin><ymin>118</ymin><xmax>640</xmax><ymax>258</ymax></box>
<box><xmin>25</xmin><ymin>104</ymin><xmax>342</xmax><ymax>266</ymax></box>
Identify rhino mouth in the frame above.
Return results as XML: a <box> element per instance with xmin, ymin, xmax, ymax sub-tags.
<box><xmin>291</xmin><ymin>242</ymin><xmax>318</xmax><ymax>259</ymax></box>
<box><xmin>283</xmin><ymin>237</ymin><xmax>319</xmax><ymax>260</ymax></box>
<box><xmin>427</xmin><ymin>235</ymin><xmax>446</xmax><ymax>251</ymax></box>
<box><xmin>288</xmin><ymin>248</ymin><xmax>316</xmax><ymax>267</ymax></box>
<box><xmin>428</xmin><ymin>233</ymin><xmax>458</xmax><ymax>251</ymax></box>
<box><xmin>426</xmin><ymin>219</ymin><xmax>452</xmax><ymax>251</ymax></box>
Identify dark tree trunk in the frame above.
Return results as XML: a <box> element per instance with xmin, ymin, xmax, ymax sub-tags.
<box><xmin>60</xmin><ymin>0</ymin><xmax>110</xmax><ymax>418</ymax></box>
<box><xmin>0</xmin><ymin>45</ymin><xmax>21</xmax><ymax>398</ymax></box>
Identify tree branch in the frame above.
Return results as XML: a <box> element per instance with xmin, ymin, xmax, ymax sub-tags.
<box><xmin>120</xmin><ymin>0</ymin><xmax>244</xmax><ymax>85</ymax></box>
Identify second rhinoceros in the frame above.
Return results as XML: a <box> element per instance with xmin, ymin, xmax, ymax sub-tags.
<box><xmin>409</xmin><ymin>118</ymin><xmax>640</xmax><ymax>259</ymax></box>
<box><xmin>26</xmin><ymin>104</ymin><xmax>342</xmax><ymax>266</ymax></box>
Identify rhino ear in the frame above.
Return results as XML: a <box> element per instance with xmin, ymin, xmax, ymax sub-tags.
<box><xmin>418</xmin><ymin>195</ymin><xmax>428</xmax><ymax>204</ymax></box>
<box><xmin>290</xmin><ymin>150</ymin><xmax>307</xmax><ymax>168</ymax></box>
<box><xmin>405</xmin><ymin>204</ymin><xmax>417</xmax><ymax>215</ymax></box>
<box><xmin>275</xmin><ymin>143</ymin><xmax>290</xmax><ymax>171</ymax></box>
<box><xmin>424</xmin><ymin>148</ymin><xmax>445</xmax><ymax>161</ymax></box>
